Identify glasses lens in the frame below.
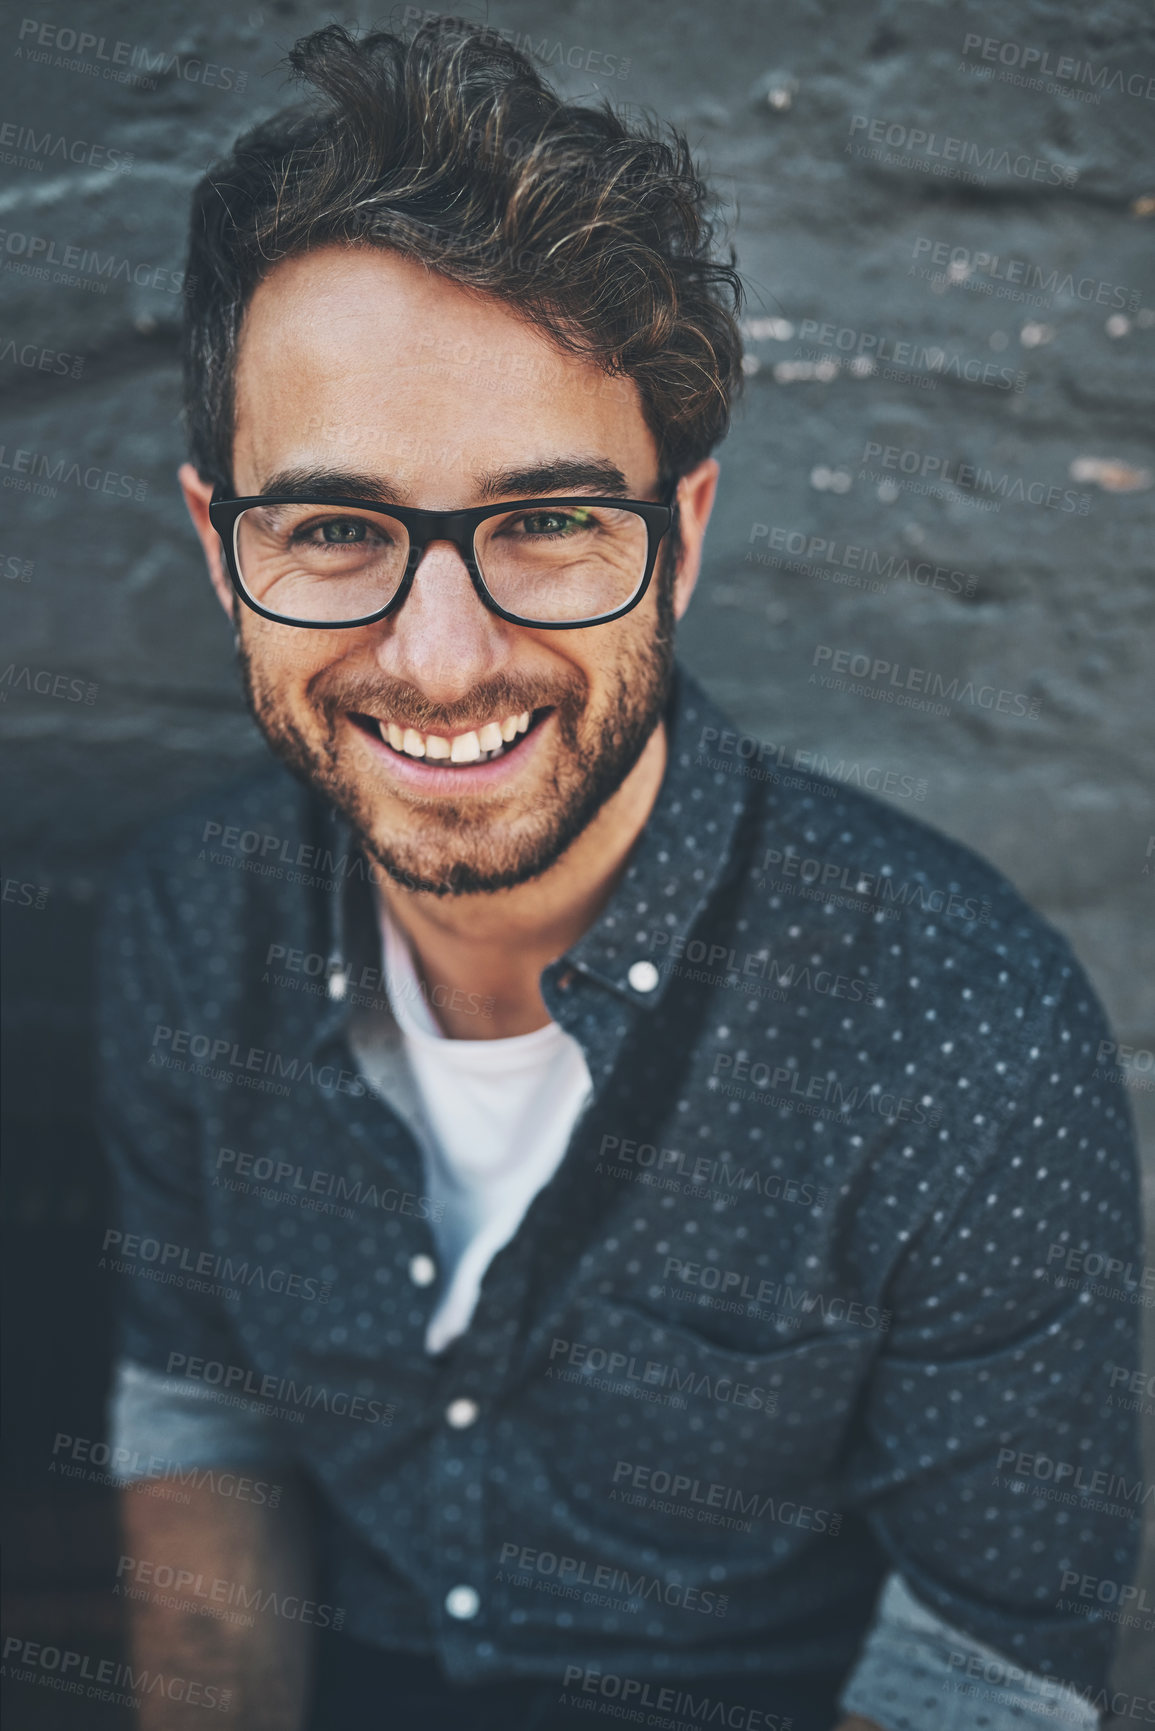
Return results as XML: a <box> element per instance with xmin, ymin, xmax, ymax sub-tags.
<box><xmin>474</xmin><ymin>503</ymin><xmax>649</xmax><ymax>623</ymax></box>
<box><xmin>234</xmin><ymin>503</ymin><xmax>410</xmax><ymax>622</ymax></box>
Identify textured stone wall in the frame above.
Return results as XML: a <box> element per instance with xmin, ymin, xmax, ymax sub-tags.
<box><xmin>2</xmin><ymin>0</ymin><xmax>1152</xmax><ymax>1715</ymax></box>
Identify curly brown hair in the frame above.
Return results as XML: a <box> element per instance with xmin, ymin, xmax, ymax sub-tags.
<box><xmin>182</xmin><ymin>17</ymin><xmax>745</xmax><ymax>494</ymax></box>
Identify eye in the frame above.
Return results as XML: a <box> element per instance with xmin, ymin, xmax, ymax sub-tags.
<box><xmin>515</xmin><ymin>508</ymin><xmax>595</xmax><ymax>536</ymax></box>
<box><xmin>316</xmin><ymin>518</ymin><xmax>368</xmax><ymax>545</ymax></box>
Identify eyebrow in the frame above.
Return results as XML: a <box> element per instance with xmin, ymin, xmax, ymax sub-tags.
<box><xmin>476</xmin><ymin>459</ymin><xmax>631</xmax><ymax>500</ymax></box>
<box><xmin>254</xmin><ymin>458</ymin><xmax>634</xmax><ymax>505</ymax></box>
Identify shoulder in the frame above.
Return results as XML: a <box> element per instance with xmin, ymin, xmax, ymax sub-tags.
<box><xmin>116</xmin><ymin>764</ymin><xmax>314</xmax><ymax>879</ymax></box>
<box><xmin>745</xmin><ymin>762</ymin><xmax>1079</xmax><ymax>995</ymax></box>
<box><xmin>669</xmin><ymin>664</ymin><xmax>1095</xmax><ymax>1021</ymax></box>
<box><xmin>98</xmin><ymin>763</ymin><xmax>326</xmax><ymax>949</ymax></box>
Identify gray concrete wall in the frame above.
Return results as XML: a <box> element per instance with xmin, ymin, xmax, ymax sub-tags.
<box><xmin>2</xmin><ymin>0</ymin><xmax>1152</xmax><ymax>1717</ymax></box>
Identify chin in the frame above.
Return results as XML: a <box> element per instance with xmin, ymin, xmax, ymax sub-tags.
<box><xmin>354</xmin><ymin>797</ymin><xmax>565</xmax><ymax>895</ymax></box>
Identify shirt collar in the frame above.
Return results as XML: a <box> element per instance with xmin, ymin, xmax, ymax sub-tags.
<box><xmin>300</xmin><ymin>660</ymin><xmax>752</xmax><ymax>1051</ymax></box>
<box><xmin>294</xmin><ymin>802</ymin><xmax>380</xmax><ymax>1058</ymax></box>
<box><xmin>555</xmin><ymin>662</ymin><xmax>753</xmax><ymax>1009</ymax></box>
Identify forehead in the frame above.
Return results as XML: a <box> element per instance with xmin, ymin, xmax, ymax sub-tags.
<box><xmin>232</xmin><ymin>245</ymin><xmax>656</xmax><ymax>501</ymax></box>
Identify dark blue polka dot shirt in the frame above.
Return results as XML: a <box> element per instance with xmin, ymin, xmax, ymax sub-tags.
<box><xmin>98</xmin><ymin>665</ymin><xmax>1143</xmax><ymax>1723</ymax></box>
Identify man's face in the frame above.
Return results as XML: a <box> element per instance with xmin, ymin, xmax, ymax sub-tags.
<box><xmin>192</xmin><ymin>247</ymin><xmax>712</xmax><ymax>896</ymax></box>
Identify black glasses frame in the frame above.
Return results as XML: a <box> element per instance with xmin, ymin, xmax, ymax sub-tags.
<box><xmin>207</xmin><ymin>491</ymin><xmax>675</xmax><ymax>630</ymax></box>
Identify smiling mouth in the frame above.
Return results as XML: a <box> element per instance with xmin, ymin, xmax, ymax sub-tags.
<box><xmin>350</xmin><ymin>706</ymin><xmax>552</xmax><ymax>765</ymax></box>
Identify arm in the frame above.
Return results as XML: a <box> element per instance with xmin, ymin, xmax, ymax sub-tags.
<box><xmin>119</xmin><ymin>1467</ymin><xmax>314</xmax><ymax>1730</ymax></box>
<box><xmin>97</xmin><ymin>856</ymin><xmax>315</xmax><ymax>1727</ymax></box>
<box><xmin>107</xmin><ymin>1358</ymin><xmax>310</xmax><ymax>1728</ymax></box>
<box><xmin>835</xmin><ymin>958</ymin><xmax>1143</xmax><ymax>1730</ymax></box>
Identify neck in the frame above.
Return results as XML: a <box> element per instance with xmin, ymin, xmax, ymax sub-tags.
<box><xmin>377</xmin><ymin>720</ymin><xmax>668</xmax><ymax>1038</ymax></box>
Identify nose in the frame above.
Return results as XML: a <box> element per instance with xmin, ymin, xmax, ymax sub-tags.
<box><xmin>372</xmin><ymin>538</ymin><xmax>515</xmax><ymax>703</ymax></box>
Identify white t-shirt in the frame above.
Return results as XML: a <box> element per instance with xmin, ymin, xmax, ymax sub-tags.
<box><xmin>378</xmin><ymin>897</ymin><xmax>593</xmax><ymax>1355</ymax></box>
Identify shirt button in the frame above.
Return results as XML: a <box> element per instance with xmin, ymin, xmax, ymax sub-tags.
<box><xmin>408</xmin><ymin>1254</ymin><xmax>437</xmax><ymax>1287</ymax></box>
<box><xmin>445</xmin><ymin>1584</ymin><xmax>480</xmax><ymax>1620</ymax></box>
<box><xmin>627</xmin><ymin>960</ymin><xmax>660</xmax><ymax>993</ymax></box>
<box><xmin>446</xmin><ymin>1397</ymin><xmax>479</xmax><ymax>1429</ymax></box>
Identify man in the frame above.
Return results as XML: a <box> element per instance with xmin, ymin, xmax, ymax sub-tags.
<box><xmin>99</xmin><ymin>19</ymin><xmax>1142</xmax><ymax>1731</ymax></box>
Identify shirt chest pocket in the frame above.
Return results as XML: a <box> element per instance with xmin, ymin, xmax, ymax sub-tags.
<box><xmin>537</xmin><ymin>1294</ymin><xmax>878</xmax><ymax>1494</ymax></box>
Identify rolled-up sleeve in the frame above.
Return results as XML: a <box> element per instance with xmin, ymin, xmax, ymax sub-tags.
<box><xmin>107</xmin><ymin>1358</ymin><xmax>292</xmax><ymax>1480</ymax></box>
<box><xmin>837</xmin><ymin>955</ymin><xmax>1143</xmax><ymax>1707</ymax></box>
<box><xmin>97</xmin><ymin>852</ymin><xmax>288</xmax><ymax>1471</ymax></box>
<box><xmin>839</xmin><ymin>1573</ymin><xmax>1101</xmax><ymax>1729</ymax></box>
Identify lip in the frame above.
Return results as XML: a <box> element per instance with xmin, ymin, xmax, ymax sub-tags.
<box><xmin>347</xmin><ymin>706</ymin><xmax>555</xmax><ymax>794</ymax></box>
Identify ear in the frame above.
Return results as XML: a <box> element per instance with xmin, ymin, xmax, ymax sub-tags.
<box><xmin>668</xmin><ymin>458</ymin><xmax>720</xmax><ymax>622</ymax></box>
<box><xmin>178</xmin><ymin>462</ymin><xmax>236</xmax><ymax>623</ymax></box>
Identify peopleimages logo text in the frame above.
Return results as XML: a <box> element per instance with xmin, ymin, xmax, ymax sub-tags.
<box><xmin>911</xmin><ymin>238</ymin><xmax>1142</xmax><ymax>313</ymax></box>
<box><xmin>115</xmin><ymin>1555</ymin><xmax>341</xmax><ymax>1628</ymax></box>
<box><xmin>961</xmin><ymin>33</ymin><xmax>1155</xmax><ymax>102</ymax></box>
<box><xmin>662</xmin><ymin>1256</ymin><xmax>891</xmax><ymax>1331</ymax></box>
<box><xmin>758</xmin><ymin>847</ymin><xmax>990</xmax><ymax>923</ymax></box>
<box><xmin>0</xmin><ymin>445</ymin><xmax>147</xmax><ymax>499</ymax></box>
<box><xmin>611</xmin><ymin>1460</ymin><xmax>843</xmax><ymax>1537</ymax></box>
<box><xmin>794</xmin><ymin>318</ymin><xmax>1025</xmax><ymax>390</ymax></box>
<box><xmin>100</xmin><ymin>1229</ymin><xmax>330</xmax><ymax>1305</ymax></box>
<box><xmin>150</xmin><ymin>1025</ymin><xmax>368</xmax><ymax>1096</ymax></box>
<box><xmin>1</xmin><ymin>1637</ymin><xmax>231</xmax><ymax>1713</ymax></box>
<box><xmin>0</xmin><ymin>230</ymin><xmax>187</xmax><ymax>293</ymax></box>
<box><xmin>847</xmin><ymin>115</ymin><xmax>1077</xmax><ymax>185</ymax></box>
<box><xmin>748</xmin><ymin>524</ymin><xmax>978</xmax><ymax>595</ymax></box>
<box><xmin>164</xmin><ymin>1353</ymin><xmax>394</xmax><ymax>1426</ymax></box>
<box><xmin>497</xmin><ymin>1543</ymin><xmax>728</xmax><ymax>1617</ymax></box>
<box><xmin>812</xmin><ymin>644</ymin><xmax>1041</xmax><ymax>718</ymax></box>
<box><xmin>0</xmin><ymin>119</ymin><xmax>133</xmax><ymax>172</ymax></box>
<box><xmin>15</xmin><ymin>19</ymin><xmax>248</xmax><ymax>93</ymax></box>
<box><xmin>860</xmin><ymin>441</ymin><xmax>1091</xmax><ymax>513</ymax></box>
<box><xmin>546</xmin><ymin>1335</ymin><xmax>778</xmax><ymax>1415</ymax></box>
<box><xmin>710</xmin><ymin>1054</ymin><xmax>941</xmax><ymax>1129</ymax></box>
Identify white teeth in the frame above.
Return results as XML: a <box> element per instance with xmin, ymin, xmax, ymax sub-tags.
<box><xmin>381</xmin><ymin>710</ymin><xmax>536</xmax><ymax>762</ymax></box>
<box><xmin>450</xmin><ymin>730</ymin><xmax>481</xmax><ymax>763</ymax></box>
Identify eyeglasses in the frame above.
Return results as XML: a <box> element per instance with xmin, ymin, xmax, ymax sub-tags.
<box><xmin>208</xmin><ymin>490</ymin><xmax>674</xmax><ymax>630</ymax></box>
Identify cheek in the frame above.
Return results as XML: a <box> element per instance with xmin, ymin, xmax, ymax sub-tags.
<box><xmin>612</xmin><ymin>590</ymin><xmax>664</xmax><ymax>663</ymax></box>
<box><xmin>243</xmin><ymin>620</ymin><xmax>332</xmax><ymax>698</ymax></box>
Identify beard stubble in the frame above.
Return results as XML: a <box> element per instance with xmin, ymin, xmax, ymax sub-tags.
<box><xmin>235</xmin><ymin>560</ymin><xmax>677</xmax><ymax>897</ymax></box>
